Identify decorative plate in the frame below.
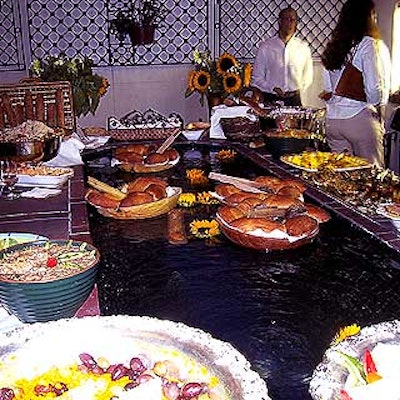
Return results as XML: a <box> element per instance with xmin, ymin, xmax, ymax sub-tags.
<box><xmin>0</xmin><ymin>315</ymin><xmax>271</xmax><ymax>400</ymax></box>
<box><xmin>0</xmin><ymin>232</ymin><xmax>49</xmax><ymax>251</ymax></box>
<box><xmin>309</xmin><ymin>320</ymin><xmax>400</xmax><ymax>400</ymax></box>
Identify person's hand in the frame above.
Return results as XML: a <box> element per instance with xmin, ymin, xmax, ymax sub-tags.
<box><xmin>273</xmin><ymin>87</ymin><xmax>284</xmax><ymax>98</ymax></box>
<box><xmin>319</xmin><ymin>91</ymin><xmax>332</xmax><ymax>101</ymax></box>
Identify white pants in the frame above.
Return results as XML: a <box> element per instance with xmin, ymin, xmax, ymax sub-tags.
<box><xmin>326</xmin><ymin>108</ymin><xmax>384</xmax><ymax>166</ymax></box>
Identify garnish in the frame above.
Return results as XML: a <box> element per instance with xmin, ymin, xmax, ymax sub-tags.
<box><xmin>215</xmin><ymin>149</ymin><xmax>237</xmax><ymax>162</ymax></box>
<box><xmin>190</xmin><ymin>219</ymin><xmax>220</xmax><ymax>239</ymax></box>
<box><xmin>186</xmin><ymin>169</ymin><xmax>209</xmax><ymax>187</ymax></box>
<box><xmin>332</xmin><ymin>324</ymin><xmax>361</xmax><ymax>345</ymax></box>
<box><xmin>46</xmin><ymin>257</ymin><xmax>58</xmax><ymax>268</ymax></box>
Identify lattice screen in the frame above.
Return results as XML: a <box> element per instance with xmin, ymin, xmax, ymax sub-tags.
<box><xmin>0</xmin><ymin>0</ymin><xmax>345</xmax><ymax>71</ymax></box>
<box><xmin>0</xmin><ymin>1</ymin><xmax>25</xmax><ymax>70</ymax></box>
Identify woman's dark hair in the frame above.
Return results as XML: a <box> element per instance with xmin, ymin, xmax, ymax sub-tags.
<box><xmin>321</xmin><ymin>0</ymin><xmax>380</xmax><ymax>70</ymax></box>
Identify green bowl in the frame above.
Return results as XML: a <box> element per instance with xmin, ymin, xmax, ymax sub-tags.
<box><xmin>0</xmin><ymin>240</ymin><xmax>99</xmax><ymax>323</ymax></box>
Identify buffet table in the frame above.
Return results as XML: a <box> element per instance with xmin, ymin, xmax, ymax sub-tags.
<box><xmin>2</xmin><ymin>139</ymin><xmax>400</xmax><ymax>399</ymax></box>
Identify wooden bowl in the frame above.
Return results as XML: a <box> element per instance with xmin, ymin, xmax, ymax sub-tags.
<box><xmin>216</xmin><ymin>214</ymin><xmax>319</xmax><ymax>251</ymax></box>
<box><xmin>87</xmin><ymin>186</ymin><xmax>182</xmax><ymax>220</ymax></box>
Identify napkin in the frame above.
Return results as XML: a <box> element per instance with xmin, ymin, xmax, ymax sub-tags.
<box><xmin>209</xmin><ymin>105</ymin><xmax>255</xmax><ymax>139</ymax></box>
<box><xmin>44</xmin><ymin>136</ymin><xmax>85</xmax><ymax>167</ymax></box>
<box><xmin>0</xmin><ymin>306</ymin><xmax>23</xmax><ymax>333</ymax></box>
<box><xmin>20</xmin><ymin>187</ymin><xmax>62</xmax><ymax>199</ymax></box>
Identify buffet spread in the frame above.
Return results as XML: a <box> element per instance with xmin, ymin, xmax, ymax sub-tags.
<box><xmin>2</xmin><ymin>89</ymin><xmax>400</xmax><ymax>400</ymax></box>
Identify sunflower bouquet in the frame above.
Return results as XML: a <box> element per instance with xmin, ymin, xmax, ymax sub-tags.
<box><xmin>185</xmin><ymin>49</ymin><xmax>252</xmax><ymax>106</ymax></box>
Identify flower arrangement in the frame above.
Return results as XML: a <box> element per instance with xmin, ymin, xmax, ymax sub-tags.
<box><xmin>189</xmin><ymin>219</ymin><xmax>220</xmax><ymax>239</ymax></box>
<box><xmin>30</xmin><ymin>54</ymin><xmax>109</xmax><ymax>118</ymax></box>
<box><xmin>185</xmin><ymin>49</ymin><xmax>252</xmax><ymax>106</ymax></box>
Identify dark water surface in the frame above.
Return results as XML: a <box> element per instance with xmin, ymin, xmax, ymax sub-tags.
<box><xmin>85</xmin><ymin>143</ymin><xmax>400</xmax><ymax>400</ymax></box>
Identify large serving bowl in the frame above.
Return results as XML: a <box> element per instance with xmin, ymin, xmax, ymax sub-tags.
<box><xmin>216</xmin><ymin>215</ymin><xmax>319</xmax><ymax>251</ymax></box>
<box><xmin>0</xmin><ymin>315</ymin><xmax>271</xmax><ymax>399</ymax></box>
<box><xmin>309</xmin><ymin>320</ymin><xmax>400</xmax><ymax>400</ymax></box>
<box><xmin>0</xmin><ymin>136</ymin><xmax>61</xmax><ymax>162</ymax></box>
<box><xmin>0</xmin><ymin>240</ymin><xmax>100</xmax><ymax>323</ymax></box>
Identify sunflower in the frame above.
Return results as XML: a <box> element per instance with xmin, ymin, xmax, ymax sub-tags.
<box><xmin>243</xmin><ymin>63</ymin><xmax>253</xmax><ymax>87</ymax></box>
<box><xmin>178</xmin><ymin>193</ymin><xmax>197</xmax><ymax>207</ymax></box>
<box><xmin>196</xmin><ymin>191</ymin><xmax>220</xmax><ymax>205</ymax></box>
<box><xmin>190</xmin><ymin>219</ymin><xmax>220</xmax><ymax>239</ymax></box>
<box><xmin>193</xmin><ymin>70</ymin><xmax>211</xmax><ymax>93</ymax></box>
<box><xmin>222</xmin><ymin>72</ymin><xmax>242</xmax><ymax>94</ymax></box>
<box><xmin>187</xmin><ymin>70</ymin><xmax>197</xmax><ymax>93</ymax></box>
<box><xmin>332</xmin><ymin>323</ymin><xmax>361</xmax><ymax>345</ymax></box>
<box><xmin>216</xmin><ymin>52</ymin><xmax>238</xmax><ymax>75</ymax></box>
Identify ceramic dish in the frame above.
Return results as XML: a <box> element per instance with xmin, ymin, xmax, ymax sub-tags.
<box><xmin>16</xmin><ymin>168</ymin><xmax>74</xmax><ymax>188</ymax></box>
<box><xmin>0</xmin><ymin>315</ymin><xmax>271</xmax><ymax>400</ymax></box>
<box><xmin>0</xmin><ymin>232</ymin><xmax>49</xmax><ymax>251</ymax></box>
<box><xmin>309</xmin><ymin>320</ymin><xmax>400</xmax><ymax>400</ymax></box>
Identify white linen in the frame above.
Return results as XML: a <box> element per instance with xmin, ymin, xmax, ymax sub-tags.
<box><xmin>20</xmin><ymin>187</ymin><xmax>62</xmax><ymax>199</ymax></box>
<box><xmin>44</xmin><ymin>136</ymin><xmax>85</xmax><ymax>167</ymax></box>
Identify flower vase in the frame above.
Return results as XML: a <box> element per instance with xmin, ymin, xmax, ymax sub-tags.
<box><xmin>129</xmin><ymin>23</ymin><xmax>155</xmax><ymax>46</ymax></box>
<box><xmin>207</xmin><ymin>93</ymin><xmax>224</xmax><ymax>115</ymax></box>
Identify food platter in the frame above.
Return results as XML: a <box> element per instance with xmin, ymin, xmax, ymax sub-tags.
<box><xmin>280</xmin><ymin>152</ymin><xmax>372</xmax><ymax>172</ymax></box>
<box><xmin>0</xmin><ymin>315</ymin><xmax>271</xmax><ymax>400</ymax></box>
<box><xmin>14</xmin><ymin>166</ymin><xmax>74</xmax><ymax>188</ymax></box>
<box><xmin>0</xmin><ymin>232</ymin><xmax>49</xmax><ymax>251</ymax></box>
<box><xmin>309</xmin><ymin>320</ymin><xmax>400</xmax><ymax>400</ymax></box>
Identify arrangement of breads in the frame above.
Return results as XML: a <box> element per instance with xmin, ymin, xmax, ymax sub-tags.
<box><xmin>214</xmin><ymin>175</ymin><xmax>330</xmax><ymax>247</ymax></box>
<box><xmin>114</xmin><ymin>143</ymin><xmax>179</xmax><ymax>168</ymax></box>
<box><xmin>86</xmin><ymin>176</ymin><xmax>169</xmax><ymax>210</ymax></box>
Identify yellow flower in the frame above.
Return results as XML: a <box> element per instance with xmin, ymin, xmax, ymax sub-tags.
<box><xmin>193</xmin><ymin>70</ymin><xmax>211</xmax><ymax>93</ymax></box>
<box><xmin>178</xmin><ymin>193</ymin><xmax>197</xmax><ymax>207</ymax></box>
<box><xmin>190</xmin><ymin>219</ymin><xmax>220</xmax><ymax>238</ymax></box>
<box><xmin>243</xmin><ymin>63</ymin><xmax>253</xmax><ymax>87</ymax></box>
<box><xmin>332</xmin><ymin>324</ymin><xmax>361</xmax><ymax>345</ymax></box>
<box><xmin>186</xmin><ymin>169</ymin><xmax>209</xmax><ymax>186</ymax></box>
<box><xmin>187</xmin><ymin>70</ymin><xmax>197</xmax><ymax>92</ymax></box>
<box><xmin>216</xmin><ymin>149</ymin><xmax>237</xmax><ymax>162</ymax></box>
<box><xmin>223</xmin><ymin>72</ymin><xmax>242</xmax><ymax>94</ymax></box>
<box><xmin>216</xmin><ymin>52</ymin><xmax>238</xmax><ymax>75</ymax></box>
<box><xmin>197</xmin><ymin>191</ymin><xmax>219</xmax><ymax>205</ymax></box>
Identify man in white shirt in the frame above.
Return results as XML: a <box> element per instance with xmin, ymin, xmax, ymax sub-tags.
<box><xmin>251</xmin><ymin>7</ymin><xmax>313</xmax><ymax>106</ymax></box>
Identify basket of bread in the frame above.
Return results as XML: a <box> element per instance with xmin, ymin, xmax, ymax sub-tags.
<box><xmin>210</xmin><ymin>173</ymin><xmax>330</xmax><ymax>251</ymax></box>
<box><xmin>113</xmin><ymin>142</ymin><xmax>180</xmax><ymax>174</ymax></box>
<box><xmin>108</xmin><ymin>109</ymin><xmax>183</xmax><ymax>141</ymax></box>
<box><xmin>85</xmin><ymin>176</ymin><xmax>182</xmax><ymax>220</ymax></box>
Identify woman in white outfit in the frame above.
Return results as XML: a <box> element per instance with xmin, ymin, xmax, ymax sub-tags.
<box><xmin>319</xmin><ymin>0</ymin><xmax>391</xmax><ymax>166</ymax></box>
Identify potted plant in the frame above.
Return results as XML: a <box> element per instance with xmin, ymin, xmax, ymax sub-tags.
<box><xmin>111</xmin><ymin>0</ymin><xmax>167</xmax><ymax>45</ymax></box>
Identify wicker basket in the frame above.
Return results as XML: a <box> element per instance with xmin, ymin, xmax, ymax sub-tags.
<box><xmin>86</xmin><ymin>187</ymin><xmax>182</xmax><ymax>220</ymax></box>
<box><xmin>220</xmin><ymin>117</ymin><xmax>261</xmax><ymax>142</ymax></box>
<box><xmin>0</xmin><ymin>80</ymin><xmax>75</xmax><ymax>131</ymax></box>
<box><xmin>108</xmin><ymin>109</ymin><xmax>183</xmax><ymax>141</ymax></box>
<box><xmin>216</xmin><ymin>214</ymin><xmax>319</xmax><ymax>251</ymax></box>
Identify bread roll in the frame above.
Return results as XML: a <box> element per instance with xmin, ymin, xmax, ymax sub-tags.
<box><xmin>127</xmin><ymin>176</ymin><xmax>168</xmax><ymax>193</ymax></box>
<box><xmin>120</xmin><ymin>192</ymin><xmax>153</xmax><ymax>207</ymax></box>
<box><xmin>117</xmin><ymin>143</ymin><xmax>150</xmax><ymax>155</ymax></box>
<box><xmin>116</xmin><ymin>151</ymin><xmax>144</xmax><ymax>164</ymax></box>
<box><xmin>274</xmin><ymin>179</ymin><xmax>307</xmax><ymax>193</ymax></box>
<box><xmin>264</xmin><ymin>194</ymin><xmax>303</xmax><ymax>209</ymax></box>
<box><xmin>145</xmin><ymin>152</ymin><xmax>169</xmax><ymax>165</ymax></box>
<box><xmin>145</xmin><ymin>183</ymin><xmax>167</xmax><ymax>201</ymax></box>
<box><xmin>304</xmin><ymin>204</ymin><xmax>330</xmax><ymax>223</ymax></box>
<box><xmin>276</xmin><ymin>185</ymin><xmax>303</xmax><ymax>200</ymax></box>
<box><xmin>230</xmin><ymin>217</ymin><xmax>285</xmax><ymax>234</ymax></box>
<box><xmin>285</xmin><ymin>215</ymin><xmax>318</xmax><ymax>237</ymax></box>
<box><xmin>217</xmin><ymin>205</ymin><xmax>246</xmax><ymax>223</ymax></box>
<box><xmin>253</xmin><ymin>176</ymin><xmax>283</xmax><ymax>192</ymax></box>
<box><xmin>214</xmin><ymin>184</ymin><xmax>242</xmax><ymax>198</ymax></box>
<box><xmin>163</xmin><ymin>148</ymin><xmax>179</xmax><ymax>161</ymax></box>
<box><xmin>86</xmin><ymin>189</ymin><xmax>120</xmax><ymax>209</ymax></box>
<box><xmin>225</xmin><ymin>192</ymin><xmax>267</xmax><ymax>206</ymax></box>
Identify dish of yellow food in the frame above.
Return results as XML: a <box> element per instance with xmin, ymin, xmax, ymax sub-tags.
<box><xmin>280</xmin><ymin>151</ymin><xmax>371</xmax><ymax>172</ymax></box>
